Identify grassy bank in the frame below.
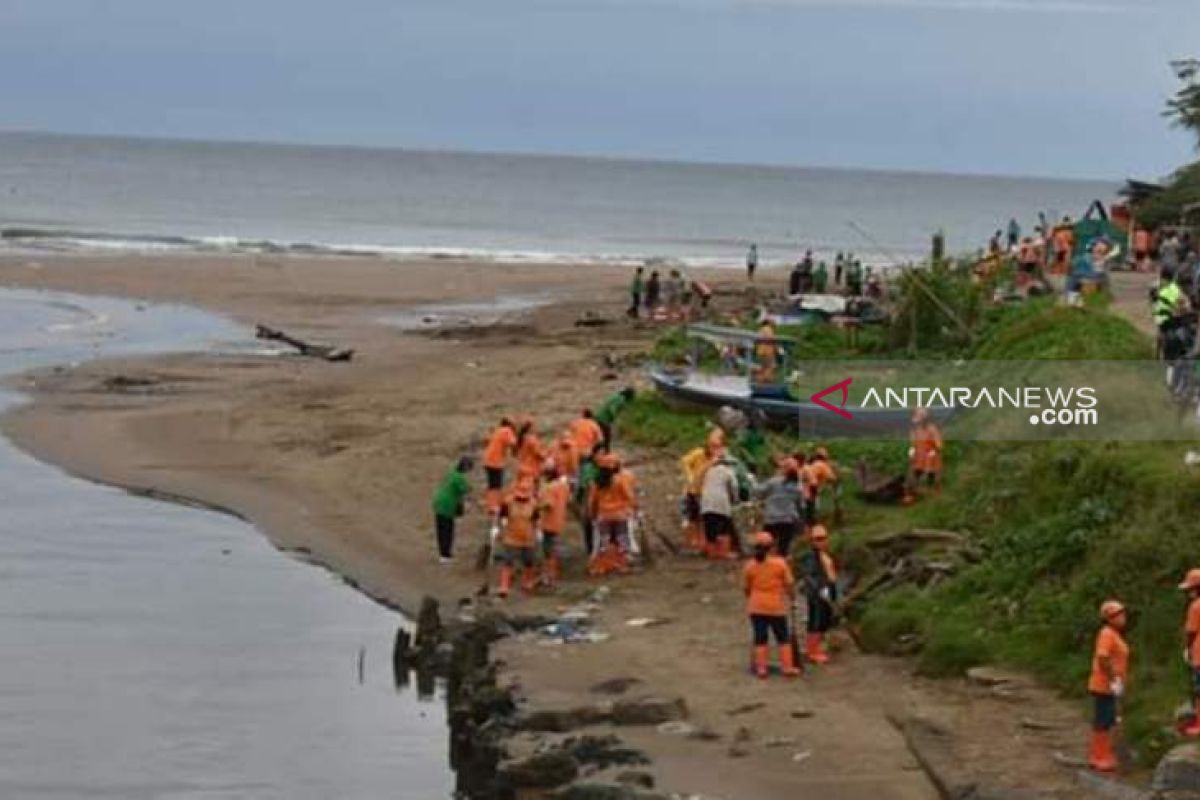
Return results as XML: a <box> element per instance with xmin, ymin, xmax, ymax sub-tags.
<box><xmin>623</xmin><ymin>290</ymin><xmax>1196</xmax><ymax>763</ymax></box>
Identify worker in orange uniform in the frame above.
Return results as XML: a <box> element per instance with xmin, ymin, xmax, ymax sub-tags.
<box><xmin>800</xmin><ymin>525</ymin><xmax>838</xmax><ymax>664</ymax></box>
<box><xmin>803</xmin><ymin>446</ymin><xmax>838</xmax><ymax>527</ymax></box>
<box><xmin>1133</xmin><ymin>228</ymin><xmax>1151</xmax><ymax>271</ymax></box>
<box><xmin>552</xmin><ymin>433</ymin><xmax>580</xmax><ymax>484</ymax></box>
<box><xmin>1087</xmin><ymin>599</ymin><xmax>1129</xmax><ymax>772</ymax></box>
<box><xmin>1052</xmin><ymin>219</ymin><xmax>1075</xmax><ymax>275</ymax></box>
<box><xmin>569</xmin><ymin>409</ymin><xmax>605</xmax><ymax>460</ymax></box>
<box><xmin>1180</xmin><ymin>570</ymin><xmax>1200</xmax><ymax>737</ymax></box>
<box><xmin>515</xmin><ymin>417</ymin><xmax>545</xmax><ymax>483</ymax></box>
<box><xmin>538</xmin><ymin>460</ymin><xmax>572</xmax><ymax>589</ymax></box>
<box><xmin>482</xmin><ymin>417</ymin><xmax>518</xmax><ymax>517</ymax></box>
<box><xmin>903</xmin><ymin>408</ymin><xmax>943</xmax><ymax>505</ymax></box>
<box><xmin>494</xmin><ymin>479</ymin><xmax>541</xmax><ymax>599</ymax></box>
<box><xmin>754</xmin><ymin>321</ymin><xmax>779</xmax><ymax>384</ymax></box>
<box><xmin>587</xmin><ymin>452</ymin><xmax>637</xmax><ymax>576</ymax></box>
<box><xmin>679</xmin><ymin>439</ymin><xmax>718</xmax><ymax>553</ymax></box>
<box><xmin>743</xmin><ymin>531</ymin><xmax>801</xmax><ymax>679</ymax></box>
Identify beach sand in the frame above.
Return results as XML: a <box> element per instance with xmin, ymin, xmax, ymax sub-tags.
<box><xmin>0</xmin><ymin>253</ymin><xmax>1105</xmax><ymax>799</ymax></box>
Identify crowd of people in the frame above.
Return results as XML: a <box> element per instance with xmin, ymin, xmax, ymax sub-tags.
<box><xmin>627</xmin><ymin>266</ymin><xmax>712</xmax><ymax>321</ymax></box>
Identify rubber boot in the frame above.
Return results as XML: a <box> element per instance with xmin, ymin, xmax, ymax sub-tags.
<box><xmin>779</xmin><ymin>645</ymin><xmax>801</xmax><ymax>677</ymax></box>
<box><xmin>544</xmin><ymin>556</ymin><xmax>560</xmax><ymax>588</ymax></box>
<box><xmin>753</xmin><ymin>645</ymin><xmax>770</xmax><ymax>679</ymax></box>
<box><xmin>806</xmin><ymin>633</ymin><xmax>830</xmax><ymax>664</ymax></box>
<box><xmin>1183</xmin><ymin>699</ymin><xmax>1200</xmax><ymax>737</ymax></box>
<box><xmin>496</xmin><ymin>565</ymin><xmax>513</xmax><ymax>599</ymax></box>
<box><xmin>485</xmin><ymin>489</ymin><xmax>501</xmax><ymax>516</ymax></box>
<box><xmin>1089</xmin><ymin>730</ymin><xmax>1118</xmax><ymax>773</ymax></box>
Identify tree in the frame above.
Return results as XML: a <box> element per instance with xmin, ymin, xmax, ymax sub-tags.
<box><xmin>1165</xmin><ymin>58</ymin><xmax>1200</xmax><ymax>150</ymax></box>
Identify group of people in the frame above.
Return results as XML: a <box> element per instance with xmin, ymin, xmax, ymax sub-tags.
<box><xmin>1085</xmin><ymin>570</ymin><xmax>1200</xmax><ymax>773</ymax></box>
<box><xmin>678</xmin><ymin>427</ymin><xmax>843</xmax><ymax>668</ymax></box>
<box><xmin>430</xmin><ymin>387</ymin><xmax>638</xmax><ymax>596</ymax></box>
<box><xmin>744</xmin><ymin>243</ymin><xmax>873</xmax><ymax>299</ymax></box>
<box><xmin>628</xmin><ymin>266</ymin><xmax>712</xmax><ymax>320</ymax></box>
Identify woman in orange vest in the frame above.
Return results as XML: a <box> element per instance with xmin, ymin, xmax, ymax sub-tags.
<box><xmin>494</xmin><ymin>479</ymin><xmax>541</xmax><ymax>598</ymax></box>
<box><xmin>1088</xmin><ymin>599</ymin><xmax>1130</xmax><ymax>773</ymax></box>
<box><xmin>803</xmin><ymin>446</ymin><xmax>838</xmax><ymax>527</ymax></box>
<box><xmin>569</xmin><ymin>409</ymin><xmax>605</xmax><ymax>459</ymax></box>
<box><xmin>743</xmin><ymin>531</ymin><xmax>801</xmax><ymax>678</ymax></box>
<box><xmin>482</xmin><ymin>417</ymin><xmax>518</xmax><ymax>516</ymax></box>
<box><xmin>552</xmin><ymin>433</ymin><xmax>580</xmax><ymax>483</ymax></box>
<box><xmin>587</xmin><ymin>452</ymin><xmax>637</xmax><ymax>576</ymax></box>
<box><xmin>538</xmin><ymin>460</ymin><xmax>572</xmax><ymax>588</ymax></box>
<box><xmin>800</xmin><ymin>525</ymin><xmax>838</xmax><ymax>664</ymax></box>
<box><xmin>515</xmin><ymin>417</ymin><xmax>545</xmax><ymax>483</ymax></box>
<box><xmin>903</xmin><ymin>407</ymin><xmax>943</xmax><ymax>505</ymax></box>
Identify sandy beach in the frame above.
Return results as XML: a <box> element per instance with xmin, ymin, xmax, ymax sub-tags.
<box><xmin>0</xmin><ymin>253</ymin><xmax>1108</xmax><ymax>799</ymax></box>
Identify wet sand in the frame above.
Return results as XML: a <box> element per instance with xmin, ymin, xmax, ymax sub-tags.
<box><xmin>0</xmin><ymin>253</ymin><xmax>1108</xmax><ymax>799</ymax></box>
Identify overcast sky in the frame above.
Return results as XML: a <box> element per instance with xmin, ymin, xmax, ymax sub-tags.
<box><xmin>0</xmin><ymin>0</ymin><xmax>1195</xmax><ymax>180</ymax></box>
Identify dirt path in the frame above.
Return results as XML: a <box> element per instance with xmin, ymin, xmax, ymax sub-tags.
<box><xmin>0</xmin><ymin>254</ymin><xmax>1111</xmax><ymax>798</ymax></box>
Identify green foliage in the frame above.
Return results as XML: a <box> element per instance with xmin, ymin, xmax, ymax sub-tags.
<box><xmin>616</xmin><ymin>394</ymin><xmax>710</xmax><ymax>451</ymax></box>
<box><xmin>971</xmin><ymin>298</ymin><xmax>1151</xmax><ymax>360</ymax></box>
<box><xmin>1136</xmin><ymin>160</ymin><xmax>1200</xmax><ymax>229</ymax></box>
<box><xmin>887</xmin><ymin>261</ymin><xmax>984</xmax><ymax>356</ymax></box>
<box><xmin>1165</xmin><ymin>58</ymin><xmax>1200</xmax><ymax>150</ymax></box>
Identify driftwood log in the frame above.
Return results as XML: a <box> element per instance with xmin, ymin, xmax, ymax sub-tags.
<box><xmin>255</xmin><ymin>324</ymin><xmax>354</xmax><ymax>362</ymax></box>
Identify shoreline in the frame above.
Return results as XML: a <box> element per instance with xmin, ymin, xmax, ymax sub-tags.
<box><xmin>0</xmin><ymin>253</ymin><xmax>1112</xmax><ymax>799</ymax></box>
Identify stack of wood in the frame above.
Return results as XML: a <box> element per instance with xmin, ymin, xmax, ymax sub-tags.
<box><xmin>843</xmin><ymin>528</ymin><xmax>981</xmax><ymax>609</ymax></box>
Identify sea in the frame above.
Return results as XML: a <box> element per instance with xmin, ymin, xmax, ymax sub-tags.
<box><xmin>0</xmin><ymin>131</ymin><xmax>1117</xmax><ymax>268</ymax></box>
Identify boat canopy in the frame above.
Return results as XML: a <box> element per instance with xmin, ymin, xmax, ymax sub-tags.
<box><xmin>686</xmin><ymin>323</ymin><xmax>797</xmax><ymax>349</ymax></box>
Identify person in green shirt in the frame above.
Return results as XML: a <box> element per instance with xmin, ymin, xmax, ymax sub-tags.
<box><xmin>814</xmin><ymin>261</ymin><xmax>829</xmax><ymax>293</ymax></box>
<box><xmin>595</xmin><ymin>386</ymin><xmax>636</xmax><ymax>446</ymax></box>
<box><xmin>432</xmin><ymin>456</ymin><xmax>473</xmax><ymax>563</ymax></box>
<box><xmin>574</xmin><ymin>446</ymin><xmax>604</xmax><ymax>556</ymax></box>
<box><xmin>628</xmin><ymin>267</ymin><xmax>645</xmax><ymax>318</ymax></box>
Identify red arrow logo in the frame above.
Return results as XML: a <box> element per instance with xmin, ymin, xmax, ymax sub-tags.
<box><xmin>810</xmin><ymin>377</ymin><xmax>854</xmax><ymax>420</ymax></box>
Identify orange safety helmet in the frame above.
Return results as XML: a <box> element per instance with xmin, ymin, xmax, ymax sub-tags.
<box><xmin>753</xmin><ymin>531</ymin><xmax>775</xmax><ymax>548</ymax></box>
<box><xmin>1180</xmin><ymin>569</ymin><xmax>1200</xmax><ymax>591</ymax></box>
<box><xmin>810</xmin><ymin>524</ymin><xmax>829</xmax><ymax>542</ymax></box>
<box><xmin>1099</xmin><ymin>599</ymin><xmax>1126</xmax><ymax>622</ymax></box>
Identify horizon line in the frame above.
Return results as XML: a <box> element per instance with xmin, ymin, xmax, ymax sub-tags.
<box><xmin>0</xmin><ymin>127</ymin><xmax>1129</xmax><ymax>186</ymax></box>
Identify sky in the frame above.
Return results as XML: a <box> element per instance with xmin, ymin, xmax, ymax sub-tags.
<box><xmin>0</xmin><ymin>0</ymin><xmax>1196</xmax><ymax>180</ymax></box>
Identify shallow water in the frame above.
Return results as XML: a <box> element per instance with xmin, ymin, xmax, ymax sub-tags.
<box><xmin>0</xmin><ymin>289</ymin><xmax>451</xmax><ymax>799</ymax></box>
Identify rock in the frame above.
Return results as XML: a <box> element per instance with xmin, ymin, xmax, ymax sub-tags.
<box><xmin>1156</xmin><ymin>743</ymin><xmax>1200</xmax><ymax>793</ymax></box>
<box><xmin>590</xmin><ymin>677</ymin><xmax>642</xmax><ymax>695</ymax></box>
<box><xmin>686</xmin><ymin>727</ymin><xmax>722</xmax><ymax>742</ymax></box>
<box><xmin>611</xmin><ymin>697</ymin><xmax>688</xmax><ymax>726</ymax></box>
<box><xmin>519</xmin><ymin>705</ymin><xmax>613</xmax><ymax>732</ymax></box>
<box><xmin>499</xmin><ymin>751</ymin><xmax>580</xmax><ymax>788</ymax></box>
<box><xmin>965</xmin><ymin>666</ymin><xmax>1026</xmax><ymax>688</ymax></box>
<box><xmin>615</xmin><ymin>770</ymin><xmax>655</xmax><ymax>789</ymax></box>
<box><xmin>565</xmin><ymin>734</ymin><xmax>650</xmax><ymax>768</ymax></box>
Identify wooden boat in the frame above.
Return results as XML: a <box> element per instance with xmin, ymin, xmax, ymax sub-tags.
<box><xmin>648</xmin><ymin>323</ymin><xmax>953</xmax><ymax>437</ymax></box>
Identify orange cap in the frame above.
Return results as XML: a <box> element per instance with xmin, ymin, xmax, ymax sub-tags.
<box><xmin>1180</xmin><ymin>569</ymin><xmax>1200</xmax><ymax>591</ymax></box>
<box><xmin>1099</xmin><ymin>599</ymin><xmax>1125</xmax><ymax>621</ymax></box>
<box><xmin>810</xmin><ymin>524</ymin><xmax>829</xmax><ymax>542</ymax></box>
<box><xmin>753</xmin><ymin>531</ymin><xmax>775</xmax><ymax>548</ymax></box>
